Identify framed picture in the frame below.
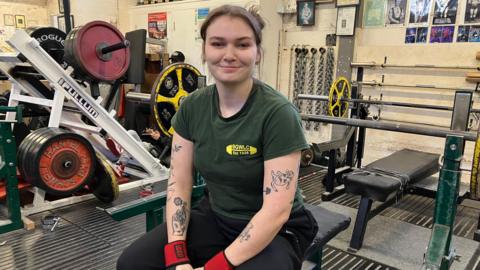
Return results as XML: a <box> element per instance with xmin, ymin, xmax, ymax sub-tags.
<box><xmin>58</xmin><ymin>0</ymin><xmax>64</xmax><ymax>14</ymax></box>
<box><xmin>297</xmin><ymin>0</ymin><xmax>316</xmax><ymax>26</ymax></box>
<box><xmin>3</xmin><ymin>14</ymin><xmax>14</xmax><ymax>26</ymax></box>
<box><xmin>57</xmin><ymin>15</ymin><xmax>74</xmax><ymax>32</ymax></box>
<box><xmin>15</xmin><ymin>15</ymin><xmax>26</xmax><ymax>28</ymax></box>
<box><xmin>336</xmin><ymin>6</ymin><xmax>356</xmax><ymax>35</ymax></box>
<box><xmin>336</xmin><ymin>0</ymin><xmax>360</xmax><ymax>7</ymax></box>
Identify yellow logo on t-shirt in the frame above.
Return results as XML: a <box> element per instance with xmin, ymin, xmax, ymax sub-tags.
<box><xmin>226</xmin><ymin>144</ymin><xmax>257</xmax><ymax>156</ymax></box>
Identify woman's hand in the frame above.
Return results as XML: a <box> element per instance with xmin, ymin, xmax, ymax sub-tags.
<box><xmin>176</xmin><ymin>264</ymin><xmax>194</xmax><ymax>270</ymax></box>
<box><xmin>193</xmin><ymin>267</ymin><xmax>204</xmax><ymax>270</ymax></box>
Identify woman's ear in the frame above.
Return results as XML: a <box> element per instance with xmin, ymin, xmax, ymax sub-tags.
<box><xmin>255</xmin><ymin>48</ymin><xmax>262</xmax><ymax>65</ymax></box>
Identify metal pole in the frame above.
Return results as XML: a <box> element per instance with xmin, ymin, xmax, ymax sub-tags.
<box><xmin>301</xmin><ymin>114</ymin><xmax>478</xmax><ymax>141</ymax></box>
<box><xmin>353</xmin><ymin>80</ymin><xmax>476</xmax><ymax>92</ymax></box>
<box><xmin>63</xmin><ymin>0</ymin><xmax>72</xmax><ymax>34</ymax></box>
<box><xmin>351</xmin><ymin>62</ymin><xmax>479</xmax><ymax>70</ymax></box>
<box><xmin>298</xmin><ymin>94</ymin><xmax>480</xmax><ymax>113</ymax></box>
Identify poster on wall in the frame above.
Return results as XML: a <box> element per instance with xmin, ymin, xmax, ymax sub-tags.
<box><xmin>416</xmin><ymin>27</ymin><xmax>428</xmax><ymax>42</ymax></box>
<box><xmin>336</xmin><ymin>6</ymin><xmax>356</xmax><ymax>35</ymax></box>
<box><xmin>386</xmin><ymin>0</ymin><xmax>407</xmax><ymax>25</ymax></box>
<box><xmin>195</xmin><ymin>8</ymin><xmax>209</xmax><ymax>40</ymax></box>
<box><xmin>405</xmin><ymin>27</ymin><xmax>428</xmax><ymax>43</ymax></box>
<box><xmin>148</xmin><ymin>12</ymin><xmax>167</xmax><ymax>40</ymax></box>
<box><xmin>465</xmin><ymin>0</ymin><xmax>480</xmax><ymax>23</ymax></box>
<box><xmin>405</xmin><ymin>27</ymin><xmax>417</xmax><ymax>43</ymax></box>
<box><xmin>457</xmin><ymin>25</ymin><xmax>470</xmax><ymax>42</ymax></box>
<box><xmin>409</xmin><ymin>0</ymin><xmax>432</xmax><ymax>24</ymax></box>
<box><xmin>469</xmin><ymin>26</ymin><xmax>480</xmax><ymax>41</ymax></box>
<box><xmin>363</xmin><ymin>0</ymin><xmax>386</xmax><ymax>27</ymax></box>
<box><xmin>430</xmin><ymin>25</ymin><xmax>454</xmax><ymax>43</ymax></box>
<box><xmin>297</xmin><ymin>0</ymin><xmax>316</xmax><ymax>26</ymax></box>
<box><xmin>433</xmin><ymin>0</ymin><xmax>458</xmax><ymax>24</ymax></box>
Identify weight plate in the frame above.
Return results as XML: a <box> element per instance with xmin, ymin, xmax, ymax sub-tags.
<box><xmin>300</xmin><ymin>146</ymin><xmax>314</xmax><ymax>168</ymax></box>
<box><xmin>27</xmin><ymin>27</ymin><xmax>67</xmax><ymax>67</ymax></box>
<box><xmin>328</xmin><ymin>77</ymin><xmax>351</xmax><ymax>117</ymax></box>
<box><xmin>17</xmin><ymin>127</ymin><xmax>52</xmax><ymax>181</ymax></box>
<box><xmin>64</xmin><ymin>21</ymin><xmax>130</xmax><ymax>81</ymax></box>
<box><xmin>89</xmin><ymin>152</ymin><xmax>119</xmax><ymax>203</ymax></box>
<box><xmin>151</xmin><ymin>63</ymin><xmax>201</xmax><ymax>137</ymax></box>
<box><xmin>23</xmin><ymin>128</ymin><xmax>96</xmax><ymax>196</ymax></box>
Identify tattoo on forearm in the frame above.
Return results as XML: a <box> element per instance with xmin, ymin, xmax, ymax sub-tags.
<box><xmin>167</xmin><ymin>182</ymin><xmax>175</xmax><ymax>202</ymax></box>
<box><xmin>239</xmin><ymin>223</ymin><xmax>253</xmax><ymax>243</ymax></box>
<box><xmin>172</xmin><ymin>197</ymin><xmax>188</xmax><ymax>236</ymax></box>
<box><xmin>269</xmin><ymin>170</ymin><xmax>294</xmax><ymax>192</ymax></box>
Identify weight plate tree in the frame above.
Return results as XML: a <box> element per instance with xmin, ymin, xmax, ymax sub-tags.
<box><xmin>151</xmin><ymin>63</ymin><xmax>201</xmax><ymax>137</ymax></box>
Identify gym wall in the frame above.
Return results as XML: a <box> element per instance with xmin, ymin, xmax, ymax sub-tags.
<box><xmin>272</xmin><ymin>0</ymin><xmax>480</xmax><ymax>182</ymax></box>
<box><xmin>0</xmin><ymin>1</ymin><xmax>49</xmax><ymax>51</ymax></box>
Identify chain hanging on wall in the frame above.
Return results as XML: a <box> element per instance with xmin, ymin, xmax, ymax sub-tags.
<box><xmin>314</xmin><ymin>47</ymin><xmax>326</xmax><ymax>131</ymax></box>
<box><xmin>298</xmin><ymin>48</ymin><xmax>308</xmax><ymax>112</ymax></box>
<box><xmin>315</xmin><ymin>47</ymin><xmax>335</xmax><ymax>130</ymax></box>
<box><xmin>292</xmin><ymin>47</ymin><xmax>304</xmax><ymax>108</ymax></box>
<box><xmin>305</xmin><ymin>48</ymin><xmax>317</xmax><ymax>130</ymax></box>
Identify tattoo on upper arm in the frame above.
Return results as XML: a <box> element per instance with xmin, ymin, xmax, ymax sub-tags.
<box><xmin>173</xmin><ymin>144</ymin><xmax>182</xmax><ymax>153</ymax></box>
<box><xmin>238</xmin><ymin>223</ymin><xmax>253</xmax><ymax>243</ymax></box>
<box><xmin>172</xmin><ymin>197</ymin><xmax>188</xmax><ymax>236</ymax></box>
<box><xmin>269</xmin><ymin>170</ymin><xmax>294</xmax><ymax>193</ymax></box>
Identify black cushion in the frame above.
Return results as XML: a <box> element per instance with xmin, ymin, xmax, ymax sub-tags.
<box><xmin>344</xmin><ymin>149</ymin><xmax>439</xmax><ymax>202</ymax></box>
<box><xmin>303</xmin><ymin>204</ymin><xmax>351</xmax><ymax>258</ymax></box>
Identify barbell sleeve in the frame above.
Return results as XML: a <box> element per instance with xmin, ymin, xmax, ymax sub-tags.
<box><xmin>101</xmin><ymin>40</ymin><xmax>130</xmax><ymax>55</ymax></box>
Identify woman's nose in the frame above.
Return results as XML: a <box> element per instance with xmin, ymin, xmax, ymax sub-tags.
<box><xmin>223</xmin><ymin>45</ymin><xmax>236</xmax><ymax>61</ymax></box>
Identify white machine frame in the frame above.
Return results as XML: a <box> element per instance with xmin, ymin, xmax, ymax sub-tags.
<box><xmin>0</xmin><ymin>30</ymin><xmax>169</xmax><ymax>216</ymax></box>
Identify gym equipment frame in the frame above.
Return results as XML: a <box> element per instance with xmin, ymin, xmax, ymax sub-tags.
<box><xmin>0</xmin><ymin>29</ymin><xmax>169</xmax><ymax>216</ymax></box>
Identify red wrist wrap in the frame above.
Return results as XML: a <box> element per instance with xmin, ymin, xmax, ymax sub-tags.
<box><xmin>164</xmin><ymin>240</ymin><xmax>190</xmax><ymax>268</ymax></box>
<box><xmin>205</xmin><ymin>251</ymin><xmax>234</xmax><ymax>270</ymax></box>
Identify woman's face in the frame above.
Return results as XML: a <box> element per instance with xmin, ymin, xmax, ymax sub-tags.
<box><xmin>203</xmin><ymin>15</ymin><xmax>260</xmax><ymax>85</ymax></box>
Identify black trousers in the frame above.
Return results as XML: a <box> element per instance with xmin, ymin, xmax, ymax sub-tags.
<box><xmin>117</xmin><ymin>198</ymin><xmax>318</xmax><ymax>270</ymax></box>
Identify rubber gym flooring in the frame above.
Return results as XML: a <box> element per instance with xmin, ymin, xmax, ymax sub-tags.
<box><xmin>0</xmin><ymin>166</ymin><xmax>479</xmax><ymax>270</ymax></box>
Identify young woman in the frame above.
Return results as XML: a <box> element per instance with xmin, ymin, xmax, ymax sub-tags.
<box><xmin>117</xmin><ymin>5</ymin><xmax>318</xmax><ymax>270</ymax></box>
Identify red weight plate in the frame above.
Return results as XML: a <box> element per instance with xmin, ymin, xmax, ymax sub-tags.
<box><xmin>71</xmin><ymin>21</ymin><xmax>130</xmax><ymax>81</ymax></box>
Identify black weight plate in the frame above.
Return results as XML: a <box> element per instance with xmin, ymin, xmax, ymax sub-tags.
<box><xmin>27</xmin><ymin>27</ymin><xmax>67</xmax><ymax>67</ymax></box>
<box><xmin>18</xmin><ymin>127</ymin><xmax>52</xmax><ymax>181</ymax></box>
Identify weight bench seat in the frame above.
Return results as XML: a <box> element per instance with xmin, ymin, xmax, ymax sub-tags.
<box><xmin>303</xmin><ymin>204</ymin><xmax>351</xmax><ymax>266</ymax></box>
<box><xmin>342</xmin><ymin>149</ymin><xmax>439</xmax><ymax>251</ymax></box>
<box><xmin>344</xmin><ymin>149</ymin><xmax>440</xmax><ymax>202</ymax></box>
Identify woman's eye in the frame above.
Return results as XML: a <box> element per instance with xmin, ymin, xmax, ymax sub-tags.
<box><xmin>211</xmin><ymin>42</ymin><xmax>224</xmax><ymax>47</ymax></box>
<box><xmin>238</xmin><ymin>43</ymin><xmax>250</xmax><ymax>48</ymax></box>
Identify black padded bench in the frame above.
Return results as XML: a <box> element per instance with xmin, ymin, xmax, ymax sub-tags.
<box><xmin>302</xmin><ymin>204</ymin><xmax>351</xmax><ymax>269</ymax></box>
<box><xmin>342</xmin><ymin>149</ymin><xmax>439</xmax><ymax>251</ymax></box>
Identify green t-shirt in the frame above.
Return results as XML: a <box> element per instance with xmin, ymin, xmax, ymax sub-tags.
<box><xmin>172</xmin><ymin>79</ymin><xmax>309</xmax><ymax>220</ymax></box>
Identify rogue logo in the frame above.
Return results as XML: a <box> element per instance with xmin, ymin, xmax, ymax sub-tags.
<box><xmin>226</xmin><ymin>144</ymin><xmax>257</xmax><ymax>156</ymax></box>
<box><xmin>57</xmin><ymin>78</ymin><xmax>99</xmax><ymax>118</ymax></box>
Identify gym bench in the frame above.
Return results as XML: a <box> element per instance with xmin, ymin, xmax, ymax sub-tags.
<box><xmin>105</xmin><ymin>187</ymin><xmax>350</xmax><ymax>269</ymax></box>
<box><xmin>342</xmin><ymin>149</ymin><xmax>439</xmax><ymax>252</ymax></box>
